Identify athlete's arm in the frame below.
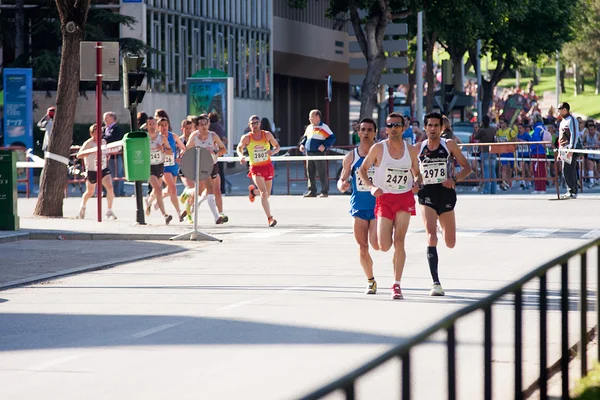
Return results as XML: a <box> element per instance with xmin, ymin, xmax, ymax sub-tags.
<box><xmin>173</xmin><ymin>134</ymin><xmax>186</xmax><ymax>152</ymax></box>
<box><xmin>186</xmin><ymin>132</ymin><xmax>198</xmax><ymax>150</ymax></box>
<box><xmin>337</xmin><ymin>152</ymin><xmax>352</xmax><ymax>193</ymax></box>
<box><xmin>358</xmin><ymin>143</ymin><xmax>382</xmax><ymax>196</ymax></box>
<box><xmin>409</xmin><ymin>145</ymin><xmax>423</xmax><ymax>191</ymax></box>
<box><xmin>447</xmin><ymin>140</ymin><xmax>472</xmax><ymax>186</ymax></box>
<box><xmin>213</xmin><ymin>134</ymin><xmax>227</xmax><ymax>157</ymax></box>
<box><xmin>76</xmin><ymin>139</ymin><xmax>92</xmax><ymax>159</ymax></box>
<box><xmin>161</xmin><ymin>134</ymin><xmax>173</xmax><ymax>155</ymax></box>
<box><xmin>266</xmin><ymin>132</ymin><xmax>280</xmax><ymax>156</ymax></box>
<box><xmin>237</xmin><ymin>135</ymin><xmax>250</xmax><ymax>164</ymax></box>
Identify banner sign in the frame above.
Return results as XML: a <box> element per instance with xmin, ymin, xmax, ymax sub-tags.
<box><xmin>502</xmin><ymin>94</ymin><xmax>526</xmax><ymax>128</ymax></box>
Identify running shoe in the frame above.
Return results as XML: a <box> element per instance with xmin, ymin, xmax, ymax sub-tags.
<box><xmin>391</xmin><ymin>284</ymin><xmax>404</xmax><ymax>300</ymax></box>
<box><xmin>220</xmin><ymin>213</ymin><xmax>229</xmax><ymax>223</ymax></box>
<box><xmin>248</xmin><ymin>184</ymin><xmax>257</xmax><ymax>202</ymax></box>
<box><xmin>105</xmin><ymin>210</ymin><xmax>117</xmax><ymax>220</ymax></box>
<box><xmin>430</xmin><ymin>283</ymin><xmax>445</xmax><ymax>296</ymax></box>
<box><xmin>164</xmin><ymin>214</ymin><xmax>173</xmax><ymax>225</ymax></box>
<box><xmin>215</xmin><ymin>216</ymin><xmax>225</xmax><ymax>224</ymax></box>
<box><xmin>179</xmin><ymin>210</ymin><xmax>188</xmax><ymax>222</ymax></box>
<box><xmin>145</xmin><ymin>198</ymin><xmax>152</xmax><ymax>216</ymax></box>
<box><xmin>560</xmin><ymin>192</ymin><xmax>578</xmax><ymax>200</ymax></box>
<box><xmin>78</xmin><ymin>206</ymin><xmax>86</xmax><ymax>219</ymax></box>
<box><xmin>365</xmin><ymin>280</ymin><xmax>377</xmax><ymax>295</ymax></box>
<box><xmin>268</xmin><ymin>216</ymin><xmax>277</xmax><ymax>227</ymax></box>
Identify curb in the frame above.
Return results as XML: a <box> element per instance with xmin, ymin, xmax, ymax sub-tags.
<box><xmin>0</xmin><ymin>246</ymin><xmax>188</xmax><ymax>291</ymax></box>
<box><xmin>0</xmin><ymin>232</ymin><xmax>180</xmax><ymax>243</ymax></box>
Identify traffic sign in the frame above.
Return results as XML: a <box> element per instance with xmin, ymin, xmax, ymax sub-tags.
<box><xmin>80</xmin><ymin>42</ymin><xmax>120</xmax><ymax>81</ymax></box>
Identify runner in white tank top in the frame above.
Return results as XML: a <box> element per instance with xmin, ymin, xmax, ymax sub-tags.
<box><xmin>357</xmin><ymin>112</ymin><xmax>420</xmax><ymax>300</ymax></box>
<box><xmin>145</xmin><ymin>117</ymin><xmax>173</xmax><ymax>225</ymax></box>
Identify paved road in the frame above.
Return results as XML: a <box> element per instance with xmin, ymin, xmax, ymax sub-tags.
<box><xmin>0</xmin><ymin>194</ymin><xmax>598</xmax><ymax>399</ymax></box>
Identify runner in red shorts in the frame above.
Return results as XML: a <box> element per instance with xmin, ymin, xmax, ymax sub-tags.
<box><xmin>237</xmin><ymin>115</ymin><xmax>280</xmax><ymax>227</ymax></box>
<box><xmin>358</xmin><ymin>112</ymin><xmax>420</xmax><ymax>300</ymax></box>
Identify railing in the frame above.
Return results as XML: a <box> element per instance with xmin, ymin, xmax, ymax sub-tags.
<box><xmin>300</xmin><ymin>238</ymin><xmax>600</xmax><ymax>400</ymax></box>
<box><xmin>65</xmin><ymin>146</ymin><xmax>125</xmax><ymax>198</ymax></box>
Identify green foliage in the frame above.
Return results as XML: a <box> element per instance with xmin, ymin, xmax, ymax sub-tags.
<box><xmin>573</xmin><ymin>362</ymin><xmax>600</xmax><ymax>400</ymax></box>
<box><xmin>562</xmin><ymin>0</ymin><xmax>600</xmax><ymax>73</ymax></box>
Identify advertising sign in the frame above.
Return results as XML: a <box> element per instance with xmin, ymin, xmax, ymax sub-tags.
<box><xmin>2</xmin><ymin>68</ymin><xmax>33</xmax><ymax>192</ymax></box>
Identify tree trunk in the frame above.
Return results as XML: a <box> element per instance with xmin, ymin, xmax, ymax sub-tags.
<box><xmin>359</xmin><ymin>55</ymin><xmax>387</xmax><ymax>118</ymax></box>
<box><xmin>451</xmin><ymin>54</ymin><xmax>463</xmax><ymax>91</ymax></box>
<box><xmin>406</xmin><ymin>58</ymin><xmax>416</xmax><ymax>113</ymax></box>
<box><xmin>15</xmin><ymin>0</ymin><xmax>25</xmax><ymax>59</ymax></box>
<box><xmin>580</xmin><ymin>72</ymin><xmax>584</xmax><ymax>93</ymax></box>
<box><xmin>425</xmin><ymin>45</ymin><xmax>434</xmax><ymax>113</ymax></box>
<box><xmin>573</xmin><ymin>63</ymin><xmax>578</xmax><ymax>96</ymax></box>
<box><xmin>481</xmin><ymin>79</ymin><xmax>494</xmax><ymax>117</ymax></box>
<box><xmin>560</xmin><ymin>65</ymin><xmax>566</xmax><ymax>94</ymax></box>
<box><xmin>34</xmin><ymin>1</ymin><xmax>90</xmax><ymax>217</ymax></box>
<box><xmin>595</xmin><ymin>65</ymin><xmax>600</xmax><ymax>95</ymax></box>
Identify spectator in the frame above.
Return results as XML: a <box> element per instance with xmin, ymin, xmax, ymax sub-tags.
<box><xmin>516</xmin><ymin>123</ymin><xmax>532</xmax><ymax>189</ymax></box>
<box><xmin>557</xmin><ymin>102</ymin><xmax>579</xmax><ymax>199</ymax></box>
<box><xmin>402</xmin><ymin>115</ymin><xmax>413</xmax><ymax>145</ymax></box>
<box><xmin>102</xmin><ymin>111</ymin><xmax>125</xmax><ymax>196</ymax></box>
<box><xmin>411</xmin><ymin>120</ymin><xmax>426</xmax><ymax>142</ymax></box>
<box><xmin>474</xmin><ymin>115</ymin><xmax>498</xmax><ymax>194</ymax></box>
<box><xmin>496</xmin><ymin>117</ymin><xmax>517</xmax><ymax>190</ymax></box>
<box><xmin>38</xmin><ymin>106</ymin><xmax>55</xmax><ymax>152</ymax></box>
<box><xmin>350</xmin><ymin>120</ymin><xmax>360</xmax><ymax>145</ymax></box>
<box><xmin>299</xmin><ymin>109</ymin><xmax>336</xmax><ymax>197</ymax></box>
<box><xmin>582</xmin><ymin>119</ymin><xmax>598</xmax><ymax>188</ymax></box>
<box><xmin>530</xmin><ymin>114</ymin><xmax>551</xmax><ymax>193</ymax></box>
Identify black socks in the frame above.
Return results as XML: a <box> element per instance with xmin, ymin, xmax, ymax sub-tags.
<box><xmin>427</xmin><ymin>246</ymin><xmax>440</xmax><ymax>284</ymax></box>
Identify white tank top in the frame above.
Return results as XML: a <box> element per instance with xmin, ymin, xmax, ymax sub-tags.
<box><xmin>84</xmin><ymin>139</ymin><xmax>108</xmax><ymax>172</ymax></box>
<box><xmin>191</xmin><ymin>131</ymin><xmax>218</xmax><ymax>164</ymax></box>
<box><xmin>149</xmin><ymin>133</ymin><xmax>165</xmax><ymax>165</ymax></box>
<box><xmin>373</xmin><ymin>140</ymin><xmax>414</xmax><ymax>194</ymax></box>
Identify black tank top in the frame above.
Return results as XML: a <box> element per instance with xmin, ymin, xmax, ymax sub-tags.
<box><xmin>418</xmin><ymin>139</ymin><xmax>454</xmax><ymax>187</ymax></box>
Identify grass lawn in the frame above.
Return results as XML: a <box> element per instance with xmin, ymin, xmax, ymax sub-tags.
<box><xmin>572</xmin><ymin>362</ymin><xmax>600</xmax><ymax>400</ymax></box>
<box><xmin>498</xmin><ymin>67</ymin><xmax>600</xmax><ymax>120</ymax></box>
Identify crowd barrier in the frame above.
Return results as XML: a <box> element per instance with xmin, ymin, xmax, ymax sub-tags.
<box><xmin>9</xmin><ymin>141</ymin><xmax>600</xmax><ymax>199</ymax></box>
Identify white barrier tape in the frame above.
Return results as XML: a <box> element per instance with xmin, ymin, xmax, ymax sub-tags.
<box><xmin>16</xmin><ymin>160</ymin><xmax>46</xmax><ymax>168</ymax></box>
<box><xmin>44</xmin><ymin>151</ymin><xmax>70</xmax><ymax>166</ymax></box>
<box><xmin>76</xmin><ymin>141</ymin><xmax>124</xmax><ymax>157</ymax></box>
<box><xmin>218</xmin><ymin>155</ymin><xmax>345</xmax><ymax>162</ymax></box>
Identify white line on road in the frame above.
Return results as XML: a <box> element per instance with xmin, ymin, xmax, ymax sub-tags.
<box><xmin>130</xmin><ymin>322</ymin><xmax>184</xmax><ymax>339</ymax></box>
<box><xmin>30</xmin><ymin>354</ymin><xmax>86</xmax><ymax>371</ymax></box>
<box><xmin>511</xmin><ymin>228</ymin><xmax>559</xmax><ymax>238</ymax></box>
<box><xmin>235</xmin><ymin>230</ymin><xmax>292</xmax><ymax>239</ymax></box>
<box><xmin>301</xmin><ymin>233</ymin><xmax>347</xmax><ymax>239</ymax></box>
<box><xmin>456</xmin><ymin>228</ymin><xmax>493</xmax><ymax>237</ymax></box>
<box><xmin>218</xmin><ymin>300</ymin><xmax>256</xmax><ymax>311</ymax></box>
<box><xmin>581</xmin><ymin>229</ymin><xmax>600</xmax><ymax>239</ymax></box>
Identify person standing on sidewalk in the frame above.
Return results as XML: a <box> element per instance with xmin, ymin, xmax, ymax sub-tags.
<box><xmin>299</xmin><ymin>109</ymin><xmax>336</xmax><ymax>198</ymax></box>
<box><xmin>237</xmin><ymin>115</ymin><xmax>280</xmax><ymax>227</ymax></box>
<box><xmin>530</xmin><ymin>114</ymin><xmax>551</xmax><ymax>193</ymax></box>
<box><xmin>38</xmin><ymin>106</ymin><xmax>55</xmax><ymax>152</ymax></box>
<box><xmin>474</xmin><ymin>115</ymin><xmax>498</xmax><ymax>194</ymax></box>
<box><xmin>102</xmin><ymin>112</ymin><xmax>125</xmax><ymax>197</ymax></box>
<box><xmin>557</xmin><ymin>102</ymin><xmax>579</xmax><ymax>199</ymax></box>
<box><xmin>76</xmin><ymin>124</ymin><xmax>116</xmax><ymax>220</ymax></box>
<box><xmin>337</xmin><ymin>117</ymin><xmax>379</xmax><ymax>295</ymax></box>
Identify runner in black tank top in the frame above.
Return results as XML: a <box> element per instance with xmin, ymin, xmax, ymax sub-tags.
<box><xmin>415</xmin><ymin>112</ymin><xmax>472</xmax><ymax>297</ymax></box>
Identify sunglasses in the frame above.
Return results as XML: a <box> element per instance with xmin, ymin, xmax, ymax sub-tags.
<box><xmin>250</xmin><ymin>121</ymin><xmax>259</xmax><ymax>125</ymax></box>
<box><xmin>386</xmin><ymin>122</ymin><xmax>404</xmax><ymax>128</ymax></box>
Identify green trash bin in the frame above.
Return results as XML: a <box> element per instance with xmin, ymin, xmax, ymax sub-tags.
<box><xmin>123</xmin><ymin>131</ymin><xmax>151</xmax><ymax>181</ymax></box>
<box><xmin>0</xmin><ymin>150</ymin><xmax>19</xmax><ymax>230</ymax></box>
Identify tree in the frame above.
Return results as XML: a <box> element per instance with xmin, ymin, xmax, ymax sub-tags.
<box><xmin>290</xmin><ymin>0</ymin><xmax>412</xmax><ymax>119</ymax></box>
<box><xmin>33</xmin><ymin>0</ymin><xmax>91</xmax><ymax>217</ymax></box>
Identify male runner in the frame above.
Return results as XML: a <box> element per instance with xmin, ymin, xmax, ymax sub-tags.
<box><xmin>337</xmin><ymin>117</ymin><xmax>379</xmax><ymax>294</ymax></box>
<box><xmin>415</xmin><ymin>112</ymin><xmax>472</xmax><ymax>296</ymax></box>
<box><xmin>358</xmin><ymin>112</ymin><xmax>420</xmax><ymax>300</ymax></box>
<box><xmin>145</xmin><ymin>116</ymin><xmax>173</xmax><ymax>224</ymax></box>
<box><xmin>237</xmin><ymin>115</ymin><xmax>280</xmax><ymax>227</ymax></box>
<box><xmin>76</xmin><ymin>123</ymin><xmax>117</xmax><ymax>220</ymax></box>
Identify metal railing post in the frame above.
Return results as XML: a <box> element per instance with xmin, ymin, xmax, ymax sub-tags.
<box><xmin>484</xmin><ymin>306</ymin><xmax>493</xmax><ymax>400</ymax></box>
<box><xmin>515</xmin><ymin>289</ymin><xmax>523</xmax><ymax>399</ymax></box>
<box><xmin>561</xmin><ymin>262</ymin><xmax>569</xmax><ymax>400</ymax></box>
<box><xmin>540</xmin><ymin>274</ymin><xmax>548</xmax><ymax>400</ymax></box>
<box><xmin>580</xmin><ymin>252</ymin><xmax>588</xmax><ymax>377</ymax></box>
<box><xmin>447</xmin><ymin>325</ymin><xmax>456</xmax><ymax>400</ymax></box>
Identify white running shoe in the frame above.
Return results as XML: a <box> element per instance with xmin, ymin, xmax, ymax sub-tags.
<box><xmin>105</xmin><ymin>210</ymin><xmax>117</xmax><ymax>220</ymax></box>
<box><xmin>430</xmin><ymin>283</ymin><xmax>445</xmax><ymax>296</ymax></box>
<box><xmin>78</xmin><ymin>206</ymin><xmax>86</xmax><ymax>219</ymax></box>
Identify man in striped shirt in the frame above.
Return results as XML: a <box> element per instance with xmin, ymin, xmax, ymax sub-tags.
<box><xmin>299</xmin><ymin>109</ymin><xmax>336</xmax><ymax>198</ymax></box>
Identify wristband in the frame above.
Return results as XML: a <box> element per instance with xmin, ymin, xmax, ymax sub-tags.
<box><xmin>451</xmin><ymin>175</ymin><xmax>457</xmax><ymax>183</ymax></box>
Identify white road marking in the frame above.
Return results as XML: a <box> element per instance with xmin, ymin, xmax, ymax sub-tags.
<box><xmin>235</xmin><ymin>230</ymin><xmax>292</xmax><ymax>239</ymax></box>
<box><xmin>130</xmin><ymin>322</ymin><xmax>184</xmax><ymax>339</ymax></box>
<box><xmin>581</xmin><ymin>229</ymin><xmax>600</xmax><ymax>239</ymax></box>
<box><xmin>456</xmin><ymin>228</ymin><xmax>493</xmax><ymax>237</ymax></box>
<box><xmin>30</xmin><ymin>354</ymin><xmax>86</xmax><ymax>371</ymax></box>
<box><xmin>301</xmin><ymin>233</ymin><xmax>347</xmax><ymax>239</ymax></box>
<box><xmin>218</xmin><ymin>300</ymin><xmax>256</xmax><ymax>311</ymax></box>
<box><xmin>511</xmin><ymin>228</ymin><xmax>559</xmax><ymax>238</ymax></box>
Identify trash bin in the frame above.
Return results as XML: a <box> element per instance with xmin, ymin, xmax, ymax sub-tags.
<box><xmin>0</xmin><ymin>150</ymin><xmax>19</xmax><ymax>230</ymax></box>
<box><xmin>123</xmin><ymin>131</ymin><xmax>151</xmax><ymax>182</ymax></box>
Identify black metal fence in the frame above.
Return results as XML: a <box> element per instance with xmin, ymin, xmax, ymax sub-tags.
<box><xmin>300</xmin><ymin>238</ymin><xmax>600</xmax><ymax>400</ymax></box>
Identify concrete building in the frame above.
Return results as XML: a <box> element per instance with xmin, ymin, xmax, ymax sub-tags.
<box><xmin>32</xmin><ymin>0</ymin><xmax>351</xmax><ymax>148</ymax></box>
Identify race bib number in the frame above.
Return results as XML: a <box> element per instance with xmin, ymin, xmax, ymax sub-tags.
<box><xmin>384</xmin><ymin>167</ymin><xmax>410</xmax><ymax>191</ymax></box>
<box><xmin>150</xmin><ymin>150</ymin><xmax>163</xmax><ymax>165</ymax></box>
<box><xmin>356</xmin><ymin>167</ymin><xmax>375</xmax><ymax>192</ymax></box>
<box><xmin>420</xmin><ymin>162</ymin><xmax>447</xmax><ymax>185</ymax></box>
<box><xmin>164</xmin><ymin>154</ymin><xmax>175</xmax><ymax>166</ymax></box>
<box><xmin>253</xmin><ymin>148</ymin><xmax>269</xmax><ymax>163</ymax></box>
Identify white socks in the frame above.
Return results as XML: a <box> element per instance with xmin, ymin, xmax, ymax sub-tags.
<box><xmin>207</xmin><ymin>194</ymin><xmax>219</xmax><ymax>221</ymax></box>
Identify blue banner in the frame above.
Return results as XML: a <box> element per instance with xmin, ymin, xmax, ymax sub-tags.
<box><xmin>3</xmin><ymin>68</ymin><xmax>33</xmax><ymax>192</ymax></box>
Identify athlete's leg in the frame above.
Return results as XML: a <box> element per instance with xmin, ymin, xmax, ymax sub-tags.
<box><xmin>81</xmin><ymin>181</ymin><xmax>95</xmax><ymax>208</ymax></box>
<box><xmin>163</xmin><ymin>172</ymin><xmax>182</xmax><ymax>215</ymax></box>
<box><xmin>101</xmin><ymin>174</ymin><xmax>115</xmax><ymax>210</ymax></box>
<box><xmin>392</xmin><ymin>211</ymin><xmax>411</xmax><ymax>282</ymax></box>
<box><xmin>438</xmin><ymin>210</ymin><xmax>456</xmax><ymax>249</ymax></box>
<box><xmin>377</xmin><ymin>216</ymin><xmax>394</xmax><ymax>252</ymax></box>
<box><xmin>252</xmin><ymin>174</ymin><xmax>272</xmax><ymax>218</ymax></box>
<box><xmin>149</xmin><ymin>175</ymin><xmax>167</xmax><ymax>215</ymax></box>
<box><xmin>353</xmin><ymin>217</ymin><xmax>373</xmax><ymax>279</ymax></box>
<box><xmin>421</xmin><ymin>204</ymin><xmax>441</xmax><ymax>285</ymax></box>
<box><xmin>213</xmin><ymin>174</ymin><xmax>224</xmax><ymax>213</ymax></box>
<box><xmin>368</xmin><ymin>218</ymin><xmax>379</xmax><ymax>250</ymax></box>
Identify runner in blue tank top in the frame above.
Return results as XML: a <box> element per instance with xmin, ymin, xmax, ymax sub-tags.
<box><xmin>337</xmin><ymin>118</ymin><xmax>380</xmax><ymax>295</ymax></box>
